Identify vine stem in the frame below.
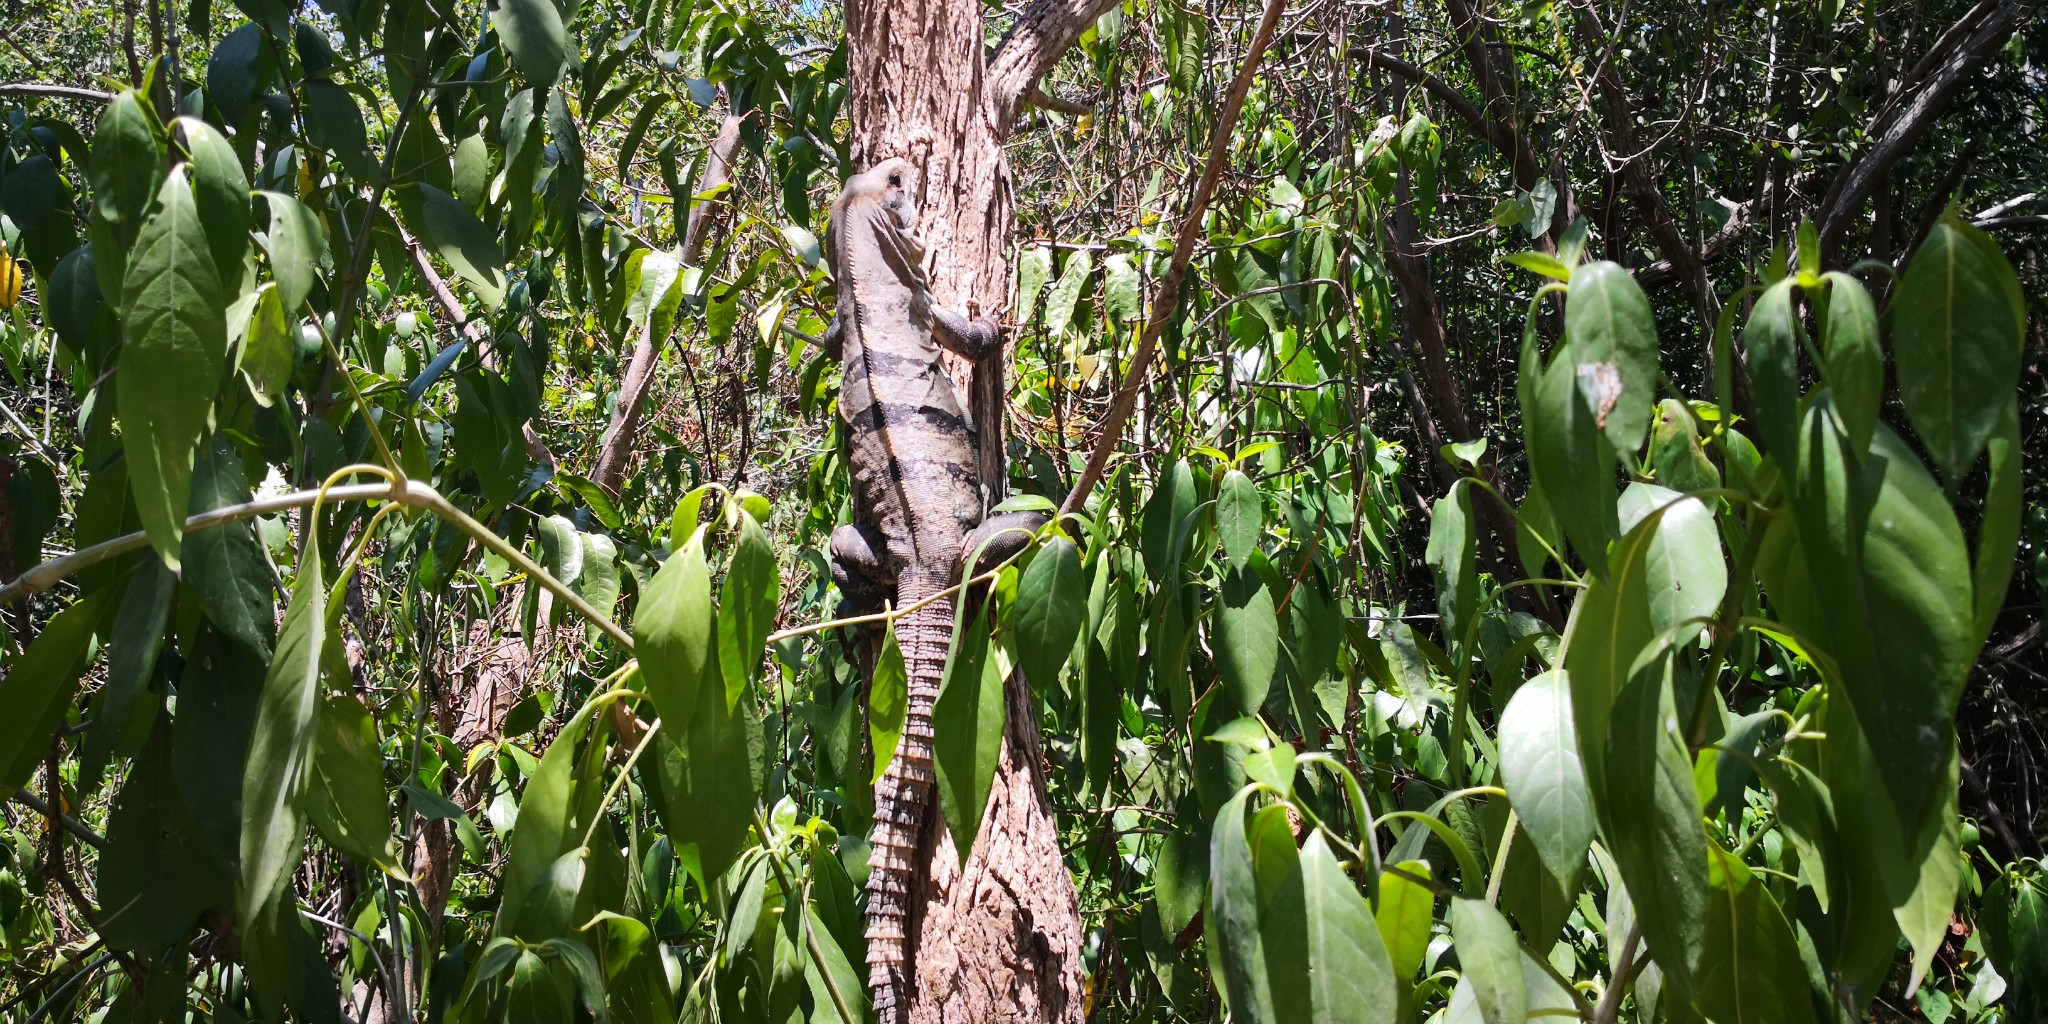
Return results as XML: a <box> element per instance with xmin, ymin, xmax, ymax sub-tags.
<box><xmin>0</xmin><ymin>470</ymin><xmax>632</xmax><ymax>649</ymax></box>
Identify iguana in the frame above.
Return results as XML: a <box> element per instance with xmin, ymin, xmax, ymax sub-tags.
<box><xmin>821</xmin><ymin>157</ymin><xmax>1036</xmax><ymax>1022</ymax></box>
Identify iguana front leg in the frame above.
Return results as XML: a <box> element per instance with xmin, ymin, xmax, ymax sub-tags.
<box><xmin>930</xmin><ymin>307</ymin><xmax>1002</xmax><ymax>361</ymax></box>
<box><xmin>829</xmin><ymin>523</ymin><xmax>895</xmax><ymax>619</ymax></box>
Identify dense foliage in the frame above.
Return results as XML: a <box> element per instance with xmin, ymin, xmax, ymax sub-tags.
<box><xmin>1</xmin><ymin>0</ymin><xmax>2044</xmax><ymax>1021</ymax></box>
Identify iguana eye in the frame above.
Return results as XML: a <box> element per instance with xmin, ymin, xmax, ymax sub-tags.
<box><xmin>888</xmin><ymin>172</ymin><xmax>902</xmax><ymax>187</ymax></box>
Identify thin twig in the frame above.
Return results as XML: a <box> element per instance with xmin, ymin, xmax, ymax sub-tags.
<box><xmin>1057</xmin><ymin>0</ymin><xmax>1296</xmax><ymax>519</ymax></box>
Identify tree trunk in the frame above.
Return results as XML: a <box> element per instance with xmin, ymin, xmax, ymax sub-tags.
<box><xmin>841</xmin><ymin>0</ymin><xmax>1114</xmax><ymax>1018</ymax></box>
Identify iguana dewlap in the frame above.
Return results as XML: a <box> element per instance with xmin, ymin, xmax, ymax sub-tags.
<box><xmin>822</xmin><ymin>157</ymin><xmax>1036</xmax><ymax>1023</ymax></box>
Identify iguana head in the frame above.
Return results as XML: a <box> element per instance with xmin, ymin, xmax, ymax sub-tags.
<box><xmin>843</xmin><ymin>157</ymin><xmax>920</xmax><ymax>232</ymax></box>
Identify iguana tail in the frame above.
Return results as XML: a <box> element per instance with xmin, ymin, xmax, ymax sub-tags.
<box><xmin>867</xmin><ymin>567</ymin><xmax>953</xmax><ymax>1024</ymax></box>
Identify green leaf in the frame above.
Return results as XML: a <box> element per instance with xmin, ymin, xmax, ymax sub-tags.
<box><xmin>1743</xmin><ymin>278</ymin><xmax>1802</xmax><ymax>461</ymax></box>
<box><xmin>1819</xmin><ymin>271</ymin><xmax>1881</xmax><ymax>455</ymax></box>
<box><xmin>415</xmin><ymin>182</ymin><xmax>506</xmax><ymax>310</ymax></box>
<box><xmin>1450</xmin><ymin>897</ymin><xmax>1526</xmax><ymax>1024</ymax></box>
<box><xmin>869</xmin><ymin>622</ymin><xmax>906</xmax><ymax>784</ymax></box>
<box><xmin>1142</xmin><ymin>458</ymin><xmax>1196</xmax><ymax>575</ymax></box>
<box><xmin>1374</xmin><ymin>860</ymin><xmax>1435</xmax><ymax>980</ymax></box>
<box><xmin>1216</xmin><ymin>469</ymin><xmax>1262</xmax><ymax>570</ymax></box>
<box><xmin>181</xmin><ymin>437</ymin><xmax>275</xmax><ymax>657</ymax></box>
<box><xmin>1214</xmin><ymin>564</ymin><xmax>1279</xmax><ymax>717</ymax></box>
<box><xmin>933</xmin><ymin>608</ymin><xmax>1004</xmax><ymax>864</ymax></box>
<box><xmin>1207</xmin><ymin>789</ymin><xmax>1276</xmax><ymax>1022</ymax></box>
<box><xmin>1693</xmin><ymin>845</ymin><xmax>1818</xmax><ymax>1024</ymax></box>
<box><xmin>1102</xmin><ymin>252</ymin><xmax>1141</xmax><ymax>322</ymax></box>
<box><xmin>90</xmin><ymin>91</ymin><xmax>163</xmax><ymax>229</ymax></box>
<box><xmin>654</xmin><ymin>645</ymin><xmax>760</xmax><ymax>888</ymax></box>
<box><xmin>1043</xmin><ymin>249</ymin><xmax>1093</xmax><ymax>335</ymax></box>
<box><xmin>1299</xmin><ymin>832</ymin><xmax>1398</xmax><ymax>1024</ymax></box>
<box><xmin>120</xmin><ymin>166</ymin><xmax>227</xmax><ymax>571</ymax></box>
<box><xmin>1016</xmin><ymin>244</ymin><xmax>1052</xmax><ymax>325</ymax></box>
<box><xmin>1893</xmin><ymin>216</ymin><xmax>2025</xmax><ymax>485</ymax></box>
<box><xmin>0</xmin><ymin>587</ymin><xmax>116</xmax><ymax>791</ymax></box>
<box><xmin>85</xmin><ymin>553</ymin><xmax>177</xmax><ymax>778</ymax></box>
<box><xmin>507</xmin><ymin>949</ymin><xmax>572</xmax><ymax>1024</ymax></box>
<box><xmin>1778</xmin><ymin>400</ymin><xmax>1972</xmax><ymax>830</ymax></box>
<box><xmin>494</xmin><ymin>0</ymin><xmax>570</xmax><ymax>83</ymax></box>
<box><xmin>1426</xmin><ymin>479</ymin><xmax>1478</xmax><ymax>657</ymax></box>
<box><xmin>1974</xmin><ymin>406</ymin><xmax>2022</xmax><ymax>647</ymax></box>
<box><xmin>1562</xmin><ymin>519</ymin><xmax>1656</xmax><ymax>809</ymax></box>
<box><xmin>574</xmin><ymin>532</ymin><xmax>622</xmax><ymax>637</ymax></box>
<box><xmin>257</xmin><ymin>191</ymin><xmax>327</xmax><ymax>318</ymax></box>
<box><xmin>1563</xmin><ymin>260</ymin><xmax>1658</xmax><ymax>455</ymax></box>
<box><xmin>1649</xmin><ymin>399</ymin><xmax>1720</xmax><ymax>495</ymax></box>
<box><xmin>173</xmin><ymin>117</ymin><xmax>251</xmax><ymax>283</ymax></box>
<box><xmin>635</xmin><ymin>530</ymin><xmax>712</xmax><ymax>735</ymax></box>
<box><xmin>1524</xmin><ymin>326</ymin><xmax>1618</xmax><ymax>577</ymax></box>
<box><xmin>206</xmin><ymin>24</ymin><xmax>265</xmax><ymax>124</ymax></box>
<box><xmin>238</xmin><ymin>281</ymin><xmax>294</xmax><ymax>406</ymax></box>
<box><xmin>716</xmin><ymin>512</ymin><xmax>780</xmax><ymax>706</ymax></box>
<box><xmin>1603</xmin><ymin>648</ymin><xmax>1708</xmax><ymax>995</ymax></box>
<box><xmin>1505</xmin><ymin>250</ymin><xmax>1571</xmax><ymax>281</ymax></box>
<box><xmin>240</xmin><ymin>546</ymin><xmax>327</xmax><ymax>936</ymax></box>
<box><xmin>1618</xmin><ymin>483</ymin><xmax>1727</xmax><ymax>638</ymax></box>
<box><xmin>1498</xmin><ymin>670</ymin><xmax>1594</xmax><ymax>885</ymax></box>
<box><xmin>97</xmin><ymin>727</ymin><xmax>234</xmax><ymax>952</ymax></box>
<box><xmin>1015</xmin><ymin>534</ymin><xmax>1085</xmax><ymax>691</ymax></box>
<box><xmin>497</xmin><ymin>704</ymin><xmax>596</xmax><ymax>939</ymax></box>
<box><xmin>306</xmin><ymin>694</ymin><xmax>396</xmax><ymax>869</ymax></box>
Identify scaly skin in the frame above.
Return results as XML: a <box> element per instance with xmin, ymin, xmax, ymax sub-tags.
<box><xmin>823</xmin><ymin>157</ymin><xmax>998</xmax><ymax>1024</ymax></box>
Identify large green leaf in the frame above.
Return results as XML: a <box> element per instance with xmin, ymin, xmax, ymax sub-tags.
<box><xmin>1563</xmin><ymin>260</ymin><xmax>1659</xmax><ymax>455</ymax></box>
<box><xmin>498</xmin><ymin>704</ymin><xmax>597</xmax><ymax>939</ymax></box>
<box><xmin>1525</xmin><ymin>329</ymin><xmax>1618</xmax><ymax>577</ymax></box>
<box><xmin>120</xmin><ymin>166</ymin><xmax>227</xmax><ymax>571</ymax></box>
<box><xmin>1298</xmin><ymin>832</ymin><xmax>1397</xmax><ymax>1023</ymax></box>
<box><xmin>415</xmin><ymin>181</ymin><xmax>506</xmax><ymax>310</ymax></box>
<box><xmin>240</xmin><ymin>547</ymin><xmax>327</xmax><ymax>934</ymax></box>
<box><xmin>306</xmin><ymin>694</ymin><xmax>397</xmax><ymax>869</ymax></box>
<box><xmin>634</xmin><ymin>529</ymin><xmax>712</xmax><ymax>734</ymax></box>
<box><xmin>89</xmin><ymin>91</ymin><xmax>162</xmax><ymax>230</ymax></box>
<box><xmin>1214</xmin><ymin>563</ymin><xmax>1279</xmax><ymax>716</ymax></box>
<box><xmin>1781</xmin><ymin>399</ymin><xmax>1972</xmax><ymax>830</ymax></box>
<box><xmin>1742</xmin><ymin>278</ymin><xmax>1801</xmax><ymax>462</ymax></box>
<box><xmin>1498</xmin><ymin>670</ymin><xmax>1594</xmax><ymax>885</ymax></box>
<box><xmin>1975</xmin><ymin>405</ymin><xmax>2023</xmax><ymax>647</ymax></box>
<box><xmin>1216</xmin><ymin>469</ymin><xmax>1263</xmax><ymax>570</ymax></box>
<box><xmin>869</xmin><ymin>622</ymin><xmax>907</xmax><ymax>784</ymax></box>
<box><xmin>1450</xmin><ymin>897</ymin><xmax>1526</xmax><ymax>1024</ymax></box>
<box><xmin>1374</xmin><ymin>860</ymin><xmax>1435</xmax><ymax>980</ymax></box>
<box><xmin>1015</xmin><ymin>534</ymin><xmax>1084</xmax><ymax>691</ymax></box>
<box><xmin>0</xmin><ymin>587</ymin><xmax>116</xmax><ymax>791</ymax></box>
<box><xmin>1693</xmin><ymin>845</ymin><xmax>1818</xmax><ymax>1024</ymax></box>
<box><xmin>1893</xmin><ymin>216</ymin><xmax>2025</xmax><ymax>486</ymax></box>
<box><xmin>257</xmin><ymin>191</ymin><xmax>327</xmax><ymax>317</ymax></box>
<box><xmin>1618</xmin><ymin>483</ymin><xmax>1726</xmax><ymax>638</ymax></box>
<box><xmin>1426</xmin><ymin>479</ymin><xmax>1479</xmax><ymax>661</ymax></box>
<box><xmin>1207</xmin><ymin>789</ymin><xmax>1275</xmax><ymax>1022</ymax></box>
<box><xmin>1603</xmin><ymin>647</ymin><xmax>1708</xmax><ymax>995</ymax></box>
<box><xmin>97</xmin><ymin>727</ymin><xmax>234</xmax><ymax>952</ymax></box>
<box><xmin>716</xmin><ymin>511</ymin><xmax>780</xmax><ymax>705</ymax></box>
<box><xmin>1141</xmin><ymin>458</ymin><xmax>1196</xmax><ymax>576</ymax></box>
<box><xmin>1562</xmin><ymin>520</ymin><xmax>1656</xmax><ymax>811</ymax></box>
<box><xmin>494</xmin><ymin>0</ymin><xmax>570</xmax><ymax>83</ymax></box>
<box><xmin>934</xmin><ymin>607</ymin><xmax>1004</xmax><ymax>864</ymax></box>
<box><xmin>654</xmin><ymin>644</ymin><xmax>760</xmax><ymax>888</ymax></box>
<box><xmin>1819</xmin><ymin>271</ymin><xmax>1881</xmax><ymax>455</ymax></box>
<box><xmin>181</xmin><ymin>437</ymin><xmax>275</xmax><ymax>658</ymax></box>
<box><xmin>83</xmin><ymin>553</ymin><xmax>176</xmax><ymax>779</ymax></box>
<box><xmin>174</xmin><ymin>118</ymin><xmax>251</xmax><ymax>284</ymax></box>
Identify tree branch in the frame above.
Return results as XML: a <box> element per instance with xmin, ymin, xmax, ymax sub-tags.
<box><xmin>1058</xmin><ymin>0</ymin><xmax>1291</xmax><ymax>519</ymax></box>
<box><xmin>1816</xmin><ymin>0</ymin><xmax>2039</xmax><ymax>256</ymax></box>
<box><xmin>592</xmin><ymin>112</ymin><xmax>747</xmax><ymax>494</ymax></box>
<box><xmin>0</xmin><ymin>83</ymin><xmax>115</xmax><ymax>102</ymax></box>
<box><xmin>985</xmin><ymin>0</ymin><xmax>1126</xmax><ymax>127</ymax></box>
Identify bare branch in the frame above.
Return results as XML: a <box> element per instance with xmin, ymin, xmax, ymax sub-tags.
<box><xmin>986</xmin><ymin>0</ymin><xmax>1125</xmax><ymax>127</ymax></box>
<box><xmin>0</xmin><ymin>82</ymin><xmax>116</xmax><ymax>102</ymax></box>
<box><xmin>1816</xmin><ymin>0</ymin><xmax>2039</xmax><ymax>256</ymax></box>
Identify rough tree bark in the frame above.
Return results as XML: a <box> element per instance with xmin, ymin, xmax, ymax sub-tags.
<box><xmin>839</xmin><ymin>0</ymin><xmax>1117</xmax><ymax>1018</ymax></box>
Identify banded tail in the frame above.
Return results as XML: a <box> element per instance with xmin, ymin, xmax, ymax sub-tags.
<box><xmin>867</xmin><ymin>570</ymin><xmax>955</xmax><ymax>1023</ymax></box>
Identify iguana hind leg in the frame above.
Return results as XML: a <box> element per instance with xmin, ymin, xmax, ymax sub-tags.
<box><xmin>830</xmin><ymin>523</ymin><xmax>896</xmax><ymax>619</ymax></box>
